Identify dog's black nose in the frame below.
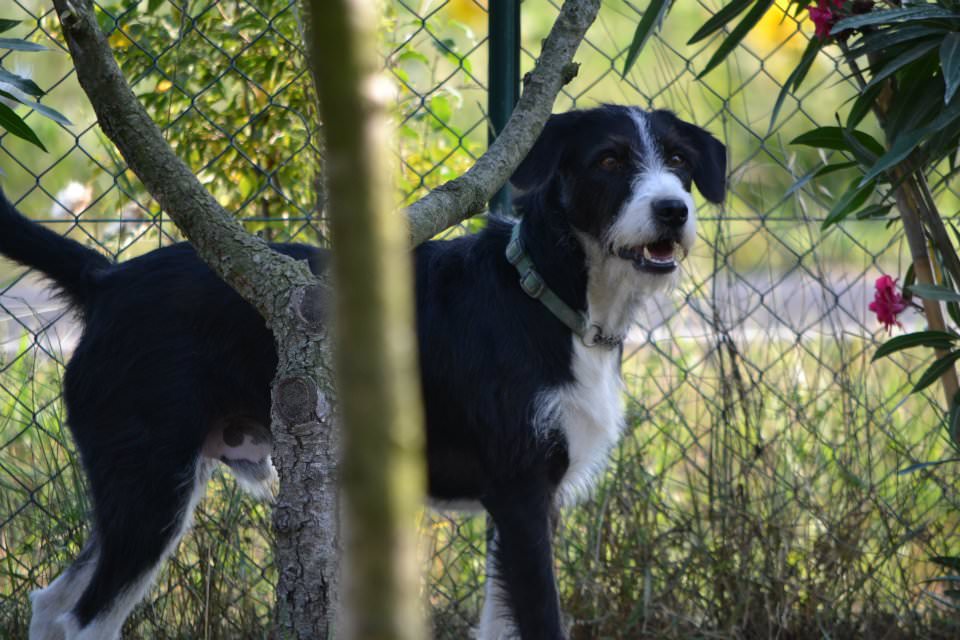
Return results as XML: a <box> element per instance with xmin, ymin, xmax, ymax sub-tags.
<box><xmin>652</xmin><ymin>198</ymin><xmax>688</xmax><ymax>228</ymax></box>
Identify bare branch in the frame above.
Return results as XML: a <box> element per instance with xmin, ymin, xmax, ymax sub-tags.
<box><xmin>405</xmin><ymin>0</ymin><xmax>601</xmax><ymax>246</ymax></box>
<box><xmin>51</xmin><ymin>0</ymin><xmax>314</xmax><ymax>321</ymax></box>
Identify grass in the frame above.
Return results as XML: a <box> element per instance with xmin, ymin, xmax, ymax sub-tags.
<box><xmin>3</xmin><ymin>317</ymin><xmax>960</xmax><ymax>638</ymax></box>
<box><xmin>425</xmin><ymin>328</ymin><xmax>960</xmax><ymax>639</ymax></box>
<box><xmin>0</xmin><ymin>332</ymin><xmax>276</xmax><ymax>639</ymax></box>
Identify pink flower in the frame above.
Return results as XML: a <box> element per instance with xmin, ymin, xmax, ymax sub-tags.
<box><xmin>808</xmin><ymin>0</ymin><xmax>873</xmax><ymax>40</ymax></box>
<box><xmin>869</xmin><ymin>275</ymin><xmax>907</xmax><ymax>333</ymax></box>
<box><xmin>808</xmin><ymin>2</ymin><xmax>837</xmax><ymax>39</ymax></box>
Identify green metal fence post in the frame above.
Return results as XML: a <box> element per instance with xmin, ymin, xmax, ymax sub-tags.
<box><xmin>488</xmin><ymin>0</ymin><xmax>521</xmax><ymax>216</ymax></box>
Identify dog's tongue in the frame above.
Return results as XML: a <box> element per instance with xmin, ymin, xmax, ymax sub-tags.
<box><xmin>646</xmin><ymin>240</ymin><xmax>675</xmax><ymax>261</ymax></box>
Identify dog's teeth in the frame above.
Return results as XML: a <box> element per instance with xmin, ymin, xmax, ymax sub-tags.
<box><xmin>644</xmin><ymin>245</ymin><xmax>676</xmax><ymax>265</ymax></box>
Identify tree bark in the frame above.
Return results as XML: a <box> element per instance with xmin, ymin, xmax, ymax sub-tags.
<box><xmin>306</xmin><ymin>2</ymin><xmax>426</xmax><ymax>637</ymax></box>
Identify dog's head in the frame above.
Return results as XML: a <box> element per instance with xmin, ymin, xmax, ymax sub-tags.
<box><xmin>511</xmin><ymin>105</ymin><xmax>725</xmax><ymax>278</ymax></box>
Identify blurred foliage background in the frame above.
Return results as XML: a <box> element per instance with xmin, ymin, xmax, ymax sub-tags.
<box><xmin>2</xmin><ymin>0</ymin><xmax>960</xmax><ymax>638</ymax></box>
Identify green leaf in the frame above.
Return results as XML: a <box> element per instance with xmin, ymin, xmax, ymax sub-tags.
<box><xmin>862</xmin><ymin>40</ymin><xmax>938</xmax><ymax>94</ymax></box>
<box><xmin>622</xmin><ymin>0</ymin><xmax>672</xmax><ymax>76</ymax></box>
<box><xmin>816</xmin><ymin>160</ymin><xmax>858</xmax><ymax>177</ymax></box>
<box><xmin>397</xmin><ymin>50</ymin><xmax>430</xmax><ymax>67</ymax></box>
<box><xmin>428</xmin><ymin>94</ymin><xmax>452</xmax><ymax>125</ymax></box>
<box><xmin>845</xmin><ymin>24</ymin><xmax>946</xmax><ymax>59</ymax></box>
<box><xmin>872</xmin><ymin>330</ymin><xmax>959</xmax><ymax>361</ymax></box>
<box><xmin>925</xmin><ymin>105</ymin><xmax>960</xmax><ymax>165</ymax></box>
<box><xmin>147</xmin><ymin>0</ymin><xmax>165</xmax><ymax>13</ymax></box>
<box><xmin>9</xmin><ymin>96</ymin><xmax>72</xmax><ymax>126</ymax></box>
<box><xmin>862</xmin><ymin>132</ymin><xmax>927</xmax><ymax>184</ymax></box>
<box><xmin>0</xmin><ymin>66</ymin><xmax>44</xmax><ymax>97</ymax></box>
<box><xmin>847</xmin><ymin>83</ymin><xmax>883</xmax><ymax>129</ymax></box>
<box><xmin>908</xmin><ymin>283</ymin><xmax>960</xmax><ymax>302</ymax></box>
<box><xmin>905</xmin><ymin>263</ymin><xmax>917</xmax><ymax>292</ymax></box>
<box><xmin>698</xmin><ymin>0</ymin><xmax>776</xmax><ymax>79</ymax></box>
<box><xmin>950</xmin><ymin>392</ymin><xmax>960</xmax><ymax>443</ymax></box>
<box><xmin>785</xmin><ymin>162</ymin><xmax>857</xmax><ymax>199</ymax></box>
<box><xmin>0</xmin><ymin>37</ymin><xmax>47</xmax><ymax>52</ymax></box>
<box><xmin>821</xmin><ymin>178</ymin><xmax>875</xmax><ymax>229</ymax></box>
<box><xmin>861</xmin><ymin>104</ymin><xmax>960</xmax><ymax>184</ymax></box>
<box><xmin>839</xmin><ymin>123</ymin><xmax>881</xmax><ymax>166</ymax></box>
<box><xmin>854</xmin><ymin>203</ymin><xmax>893</xmax><ymax>219</ymax></box>
<box><xmin>0</xmin><ymin>101</ymin><xmax>46</xmax><ymax>150</ymax></box>
<box><xmin>687</xmin><ymin>0</ymin><xmax>753</xmax><ymax>44</ymax></box>
<box><xmin>948</xmin><ymin>299</ymin><xmax>960</xmax><ymax>330</ymax></box>
<box><xmin>885</xmin><ymin>65</ymin><xmax>943</xmax><ymax>134</ymax></box>
<box><xmin>833</xmin><ymin>5</ymin><xmax>960</xmax><ymax>35</ymax></box>
<box><xmin>942</xmin><ymin>32</ymin><xmax>960</xmax><ymax>103</ymax></box>
<box><xmin>792</xmin><ymin>126</ymin><xmax>886</xmax><ymax>157</ymax></box>
<box><xmin>898</xmin><ymin>458</ymin><xmax>960</xmax><ymax>475</ymax></box>
<box><xmin>0</xmin><ymin>20</ymin><xmax>20</xmax><ymax>35</ymax></box>
<box><xmin>770</xmin><ymin>36</ymin><xmax>821</xmax><ymax>130</ymax></box>
<box><xmin>912</xmin><ymin>350</ymin><xmax>960</xmax><ymax>394</ymax></box>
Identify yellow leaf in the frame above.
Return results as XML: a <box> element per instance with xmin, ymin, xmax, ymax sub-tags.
<box><xmin>156</xmin><ymin>79</ymin><xmax>173</xmax><ymax>93</ymax></box>
<box><xmin>108</xmin><ymin>30</ymin><xmax>132</xmax><ymax>50</ymax></box>
<box><xmin>746</xmin><ymin>1</ymin><xmax>809</xmax><ymax>56</ymax></box>
<box><xmin>446</xmin><ymin>0</ymin><xmax>485</xmax><ymax>28</ymax></box>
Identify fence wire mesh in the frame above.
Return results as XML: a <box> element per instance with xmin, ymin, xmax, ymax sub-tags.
<box><xmin>1</xmin><ymin>0</ymin><xmax>959</xmax><ymax>638</ymax></box>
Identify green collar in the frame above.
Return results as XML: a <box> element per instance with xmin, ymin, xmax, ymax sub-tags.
<box><xmin>505</xmin><ymin>221</ymin><xmax>623</xmax><ymax>349</ymax></box>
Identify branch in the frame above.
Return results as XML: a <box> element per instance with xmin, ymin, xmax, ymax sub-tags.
<box><xmin>404</xmin><ymin>0</ymin><xmax>601</xmax><ymax>246</ymax></box>
<box><xmin>51</xmin><ymin>0</ymin><xmax>315</xmax><ymax>321</ymax></box>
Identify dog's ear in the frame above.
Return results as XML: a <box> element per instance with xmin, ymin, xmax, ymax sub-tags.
<box><xmin>510</xmin><ymin>111</ymin><xmax>580</xmax><ymax>193</ymax></box>
<box><xmin>677</xmin><ymin>121</ymin><xmax>727</xmax><ymax>204</ymax></box>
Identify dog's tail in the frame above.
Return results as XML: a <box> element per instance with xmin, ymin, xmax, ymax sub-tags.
<box><xmin>0</xmin><ymin>187</ymin><xmax>110</xmax><ymax>309</ymax></box>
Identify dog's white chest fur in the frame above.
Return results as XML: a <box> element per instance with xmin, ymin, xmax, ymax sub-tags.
<box><xmin>539</xmin><ymin>339</ymin><xmax>625</xmax><ymax>504</ymax></box>
<box><xmin>540</xmin><ymin>233</ymin><xmax>677</xmax><ymax>504</ymax></box>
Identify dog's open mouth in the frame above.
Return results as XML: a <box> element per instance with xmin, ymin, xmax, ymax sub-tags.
<box><xmin>616</xmin><ymin>239</ymin><xmax>682</xmax><ymax>273</ymax></box>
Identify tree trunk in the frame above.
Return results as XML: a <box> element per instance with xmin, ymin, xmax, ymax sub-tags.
<box><xmin>270</xmin><ymin>295</ymin><xmax>342</xmax><ymax>638</ymax></box>
<box><xmin>306</xmin><ymin>1</ymin><xmax>427</xmax><ymax>638</ymax></box>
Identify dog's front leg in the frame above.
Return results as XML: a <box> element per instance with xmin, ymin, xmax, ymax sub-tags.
<box><xmin>482</xmin><ymin>486</ymin><xmax>564</xmax><ymax>640</ymax></box>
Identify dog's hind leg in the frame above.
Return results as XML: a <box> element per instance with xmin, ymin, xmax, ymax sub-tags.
<box><xmin>29</xmin><ymin>541</ymin><xmax>98</xmax><ymax>640</ymax></box>
<box><xmin>52</xmin><ymin>454</ymin><xmax>213</xmax><ymax>640</ymax></box>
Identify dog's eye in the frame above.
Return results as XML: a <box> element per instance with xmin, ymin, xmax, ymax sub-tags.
<box><xmin>599</xmin><ymin>154</ymin><xmax>621</xmax><ymax>171</ymax></box>
<box><xmin>667</xmin><ymin>153</ymin><xmax>687</xmax><ymax>169</ymax></box>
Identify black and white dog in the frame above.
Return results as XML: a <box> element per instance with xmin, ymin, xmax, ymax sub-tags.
<box><xmin>0</xmin><ymin>105</ymin><xmax>725</xmax><ymax>640</ymax></box>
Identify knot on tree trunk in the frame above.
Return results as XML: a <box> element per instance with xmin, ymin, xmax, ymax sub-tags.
<box><xmin>275</xmin><ymin>376</ymin><xmax>329</xmax><ymax>426</ymax></box>
<box><xmin>561</xmin><ymin>62</ymin><xmax>580</xmax><ymax>85</ymax></box>
<box><xmin>293</xmin><ymin>283</ymin><xmax>329</xmax><ymax>333</ymax></box>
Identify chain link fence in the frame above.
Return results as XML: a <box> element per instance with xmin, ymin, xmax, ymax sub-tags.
<box><xmin>1</xmin><ymin>0</ymin><xmax>959</xmax><ymax>638</ymax></box>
